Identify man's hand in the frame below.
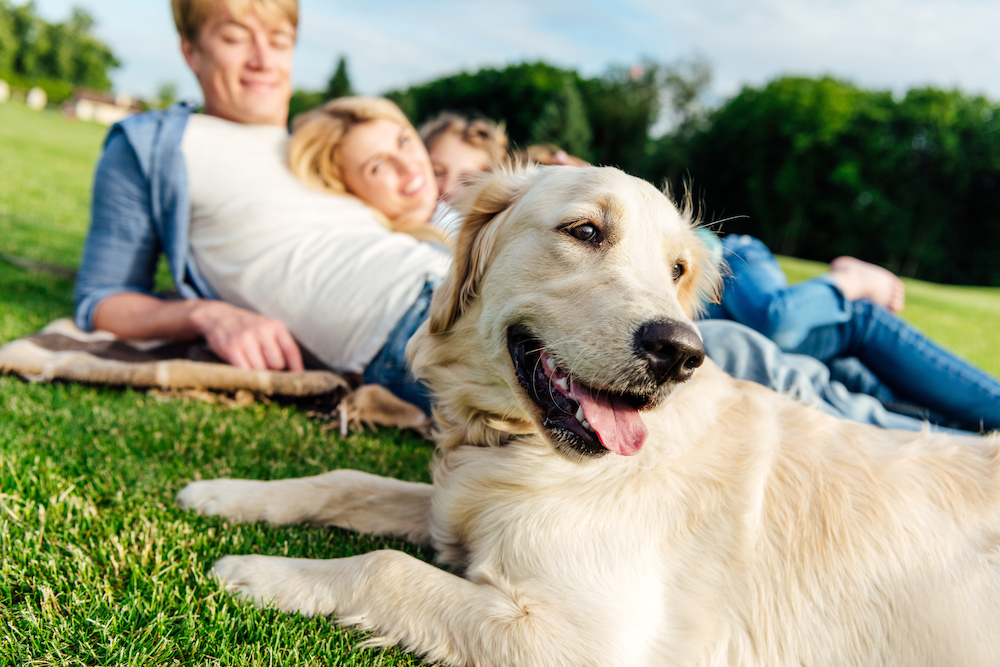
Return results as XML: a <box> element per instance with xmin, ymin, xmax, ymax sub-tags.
<box><xmin>189</xmin><ymin>300</ymin><xmax>305</xmax><ymax>371</ymax></box>
<box><xmin>92</xmin><ymin>293</ymin><xmax>305</xmax><ymax>372</ymax></box>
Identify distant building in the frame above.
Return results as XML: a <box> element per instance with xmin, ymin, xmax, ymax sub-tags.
<box><xmin>69</xmin><ymin>89</ymin><xmax>144</xmax><ymax>125</ymax></box>
<box><xmin>0</xmin><ymin>80</ymin><xmax>9</xmax><ymax>103</ymax></box>
<box><xmin>26</xmin><ymin>87</ymin><xmax>47</xmax><ymax>110</ymax></box>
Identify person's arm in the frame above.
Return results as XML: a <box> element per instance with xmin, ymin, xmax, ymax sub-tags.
<box><xmin>93</xmin><ymin>293</ymin><xmax>304</xmax><ymax>371</ymax></box>
<box><xmin>74</xmin><ymin>126</ymin><xmax>163</xmax><ymax>330</ymax></box>
<box><xmin>75</xmin><ymin>121</ymin><xmax>303</xmax><ymax>371</ymax></box>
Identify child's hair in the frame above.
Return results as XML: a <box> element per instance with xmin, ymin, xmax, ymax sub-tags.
<box><xmin>287</xmin><ymin>96</ymin><xmax>449</xmax><ymax>246</ymax></box>
<box><xmin>418</xmin><ymin>112</ymin><xmax>509</xmax><ymax>167</ymax></box>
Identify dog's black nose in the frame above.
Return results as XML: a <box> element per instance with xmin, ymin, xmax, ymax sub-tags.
<box><xmin>635</xmin><ymin>320</ymin><xmax>705</xmax><ymax>384</ymax></box>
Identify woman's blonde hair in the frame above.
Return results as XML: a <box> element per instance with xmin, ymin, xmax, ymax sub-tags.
<box><xmin>288</xmin><ymin>96</ymin><xmax>413</xmax><ymax>197</ymax></box>
<box><xmin>171</xmin><ymin>0</ymin><xmax>299</xmax><ymax>44</ymax></box>
<box><xmin>419</xmin><ymin>112</ymin><xmax>509</xmax><ymax>167</ymax></box>
<box><xmin>288</xmin><ymin>97</ymin><xmax>450</xmax><ymax>245</ymax></box>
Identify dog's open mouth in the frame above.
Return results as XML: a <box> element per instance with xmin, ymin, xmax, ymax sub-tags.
<box><xmin>507</xmin><ymin>325</ymin><xmax>651</xmax><ymax>457</ymax></box>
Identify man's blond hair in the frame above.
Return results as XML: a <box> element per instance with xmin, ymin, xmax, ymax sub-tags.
<box><xmin>171</xmin><ymin>0</ymin><xmax>299</xmax><ymax>44</ymax></box>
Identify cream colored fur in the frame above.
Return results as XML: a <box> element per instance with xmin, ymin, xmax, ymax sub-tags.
<box><xmin>178</xmin><ymin>166</ymin><xmax>1000</xmax><ymax>667</ymax></box>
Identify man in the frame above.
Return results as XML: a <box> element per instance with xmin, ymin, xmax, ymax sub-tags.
<box><xmin>75</xmin><ymin>0</ymin><xmax>304</xmax><ymax>371</ymax></box>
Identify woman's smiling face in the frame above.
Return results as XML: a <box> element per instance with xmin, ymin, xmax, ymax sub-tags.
<box><xmin>339</xmin><ymin>118</ymin><xmax>440</xmax><ymax>227</ymax></box>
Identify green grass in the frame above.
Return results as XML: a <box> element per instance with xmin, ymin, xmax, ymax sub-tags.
<box><xmin>0</xmin><ymin>103</ymin><xmax>107</xmax><ymax>268</ymax></box>
<box><xmin>0</xmin><ymin>104</ymin><xmax>434</xmax><ymax>666</ymax></box>
<box><xmin>1</xmin><ymin>101</ymin><xmax>998</xmax><ymax>665</ymax></box>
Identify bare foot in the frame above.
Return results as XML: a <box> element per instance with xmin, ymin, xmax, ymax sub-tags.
<box><xmin>829</xmin><ymin>256</ymin><xmax>905</xmax><ymax>313</ymax></box>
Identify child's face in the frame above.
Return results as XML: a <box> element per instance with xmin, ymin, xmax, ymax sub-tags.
<box><xmin>429</xmin><ymin>132</ymin><xmax>491</xmax><ymax>203</ymax></box>
<box><xmin>339</xmin><ymin>118</ymin><xmax>439</xmax><ymax>225</ymax></box>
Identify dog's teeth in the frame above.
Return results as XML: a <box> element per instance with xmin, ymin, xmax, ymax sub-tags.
<box><xmin>555</xmin><ymin>377</ymin><xmax>569</xmax><ymax>392</ymax></box>
<box><xmin>575</xmin><ymin>406</ymin><xmax>592</xmax><ymax>430</ymax></box>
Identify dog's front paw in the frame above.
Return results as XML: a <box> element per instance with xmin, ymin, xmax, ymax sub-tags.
<box><xmin>211</xmin><ymin>555</ymin><xmax>338</xmax><ymax>617</ymax></box>
<box><xmin>177</xmin><ymin>479</ymin><xmax>272</xmax><ymax>522</ymax></box>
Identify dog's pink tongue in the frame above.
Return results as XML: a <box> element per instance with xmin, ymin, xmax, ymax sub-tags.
<box><xmin>571</xmin><ymin>380</ymin><xmax>648</xmax><ymax>456</ymax></box>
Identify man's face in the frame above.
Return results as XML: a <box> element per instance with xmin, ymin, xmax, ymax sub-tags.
<box><xmin>181</xmin><ymin>3</ymin><xmax>295</xmax><ymax>126</ymax></box>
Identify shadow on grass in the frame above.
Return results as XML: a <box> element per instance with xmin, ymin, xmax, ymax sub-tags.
<box><xmin>0</xmin><ymin>263</ymin><xmax>75</xmax><ymax>343</ymax></box>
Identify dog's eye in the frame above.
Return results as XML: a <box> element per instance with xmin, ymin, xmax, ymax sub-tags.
<box><xmin>672</xmin><ymin>263</ymin><xmax>686</xmax><ymax>281</ymax></box>
<box><xmin>566</xmin><ymin>222</ymin><xmax>603</xmax><ymax>244</ymax></box>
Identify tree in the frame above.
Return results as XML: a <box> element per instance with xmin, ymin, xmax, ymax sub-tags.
<box><xmin>672</xmin><ymin>76</ymin><xmax>1000</xmax><ymax>285</ymax></box>
<box><xmin>0</xmin><ymin>2</ymin><xmax>119</xmax><ymax>91</ymax></box>
<box><xmin>528</xmin><ymin>75</ymin><xmax>591</xmax><ymax>157</ymax></box>
<box><xmin>641</xmin><ymin>58</ymin><xmax>715</xmax><ymax>189</ymax></box>
<box><xmin>576</xmin><ymin>61</ymin><xmax>662</xmax><ymax>170</ymax></box>
<box><xmin>288</xmin><ymin>88</ymin><xmax>323</xmax><ymax>122</ymax></box>
<box><xmin>388</xmin><ymin>61</ymin><xmax>592</xmax><ymax>156</ymax></box>
<box><xmin>63</xmin><ymin>7</ymin><xmax>119</xmax><ymax>90</ymax></box>
<box><xmin>155</xmin><ymin>81</ymin><xmax>177</xmax><ymax>109</ymax></box>
<box><xmin>8</xmin><ymin>0</ymin><xmax>40</xmax><ymax>77</ymax></box>
<box><xmin>658</xmin><ymin>56</ymin><xmax>713</xmax><ymax>134</ymax></box>
<box><xmin>0</xmin><ymin>0</ymin><xmax>18</xmax><ymax>74</ymax></box>
<box><xmin>286</xmin><ymin>56</ymin><xmax>354</xmax><ymax>123</ymax></box>
<box><xmin>386</xmin><ymin>58</ymin><xmax>712</xmax><ymax>177</ymax></box>
<box><xmin>324</xmin><ymin>55</ymin><xmax>353</xmax><ymax>100</ymax></box>
<box><xmin>388</xmin><ymin>62</ymin><xmax>604</xmax><ymax>161</ymax></box>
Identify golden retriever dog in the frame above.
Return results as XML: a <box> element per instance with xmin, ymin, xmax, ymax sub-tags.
<box><xmin>178</xmin><ymin>166</ymin><xmax>1000</xmax><ymax>667</ymax></box>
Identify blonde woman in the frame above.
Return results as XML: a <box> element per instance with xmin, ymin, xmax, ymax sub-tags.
<box><xmin>289</xmin><ymin>97</ymin><xmax>449</xmax><ymax>243</ymax></box>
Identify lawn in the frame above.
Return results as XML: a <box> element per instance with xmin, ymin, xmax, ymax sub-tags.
<box><xmin>0</xmin><ymin>105</ymin><xmax>433</xmax><ymax>666</ymax></box>
<box><xmin>1</xmin><ymin>101</ymin><xmax>999</xmax><ymax>665</ymax></box>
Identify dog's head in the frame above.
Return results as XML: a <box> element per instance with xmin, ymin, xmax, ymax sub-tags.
<box><xmin>409</xmin><ymin>166</ymin><xmax>719</xmax><ymax>460</ymax></box>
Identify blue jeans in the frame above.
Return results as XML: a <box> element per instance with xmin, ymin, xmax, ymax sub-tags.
<box><xmin>791</xmin><ymin>299</ymin><xmax>1000</xmax><ymax>432</ymax></box>
<box><xmin>707</xmin><ymin>235</ymin><xmax>1000</xmax><ymax>432</ymax></box>
<box><xmin>362</xmin><ymin>280</ymin><xmax>436</xmax><ymax>415</ymax></box>
<box><xmin>698</xmin><ymin>321</ymin><xmax>970</xmax><ymax>435</ymax></box>
<box><xmin>703</xmin><ymin>234</ymin><xmax>852</xmax><ymax>349</ymax></box>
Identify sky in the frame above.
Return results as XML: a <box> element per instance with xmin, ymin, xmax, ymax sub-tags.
<box><xmin>31</xmin><ymin>0</ymin><xmax>1000</xmax><ymax>111</ymax></box>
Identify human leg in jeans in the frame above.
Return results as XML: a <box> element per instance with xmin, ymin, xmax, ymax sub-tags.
<box><xmin>697</xmin><ymin>321</ymin><xmax>971</xmax><ymax>435</ymax></box>
<box><xmin>787</xmin><ymin>299</ymin><xmax>1000</xmax><ymax>433</ymax></box>
<box><xmin>362</xmin><ymin>280</ymin><xmax>436</xmax><ymax>415</ymax></box>
<box><xmin>706</xmin><ymin>235</ymin><xmax>999</xmax><ymax>430</ymax></box>
<box><xmin>711</xmin><ymin>235</ymin><xmax>853</xmax><ymax>350</ymax></box>
<box><xmin>826</xmin><ymin>356</ymin><xmax>956</xmax><ymax>427</ymax></box>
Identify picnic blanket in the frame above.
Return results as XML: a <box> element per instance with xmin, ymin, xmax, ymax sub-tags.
<box><xmin>0</xmin><ymin>318</ymin><xmax>431</xmax><ymax>436</ymax></box>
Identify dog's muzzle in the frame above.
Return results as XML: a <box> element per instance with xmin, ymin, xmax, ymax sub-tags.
<box><xmin>507</xmin><ymin>319</ymin><xmax>704</xmax><ymax>459</ymax></box>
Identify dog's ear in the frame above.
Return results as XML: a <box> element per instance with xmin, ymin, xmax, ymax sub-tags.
<box><xmin>429</xmin><ymin>168</ymin><xmax>536</xmax><ymax>334</ymax></box>
<box><xmin>678</xmin><ymin>228</ymin><xmax>722</xmax><ymax>318</ymax></box>
<box><xmin>669</xmin><ymin>184</ymin><xmax>722</xmax><ymax>318</ymax></box>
